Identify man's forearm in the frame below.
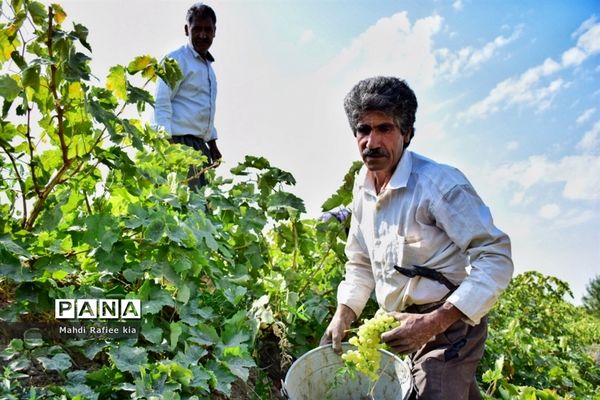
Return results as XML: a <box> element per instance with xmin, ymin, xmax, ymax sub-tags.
<box><xmin>429</xmin><ymin>302</ymin><xmax>464</xmax><ymax>334</ymax></box>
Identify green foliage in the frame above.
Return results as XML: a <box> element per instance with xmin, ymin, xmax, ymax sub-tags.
<box><xmin>582</xmin><ymin>275</ymin><xmax>600</xmax><ymax>317</ymax></box>
<box><xmin>0</xmin><ymin>2</ymin><xmax>353</xmax><ymax>398</ymax></box>
<box><xmin>1</xmin><ymin>2</ymin><xmax>598</xmax><ymax>400</ymax></box>
<box><xmin>480</xmin><ymin>271</ymin><xmax>600</xmax><ymax>399</ymax></box>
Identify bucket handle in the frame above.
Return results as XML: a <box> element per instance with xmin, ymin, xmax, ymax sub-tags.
<box><xmin>280</xmin><ymin>379</ymin><xmax>290</xmax><ymax>399</ymax></box>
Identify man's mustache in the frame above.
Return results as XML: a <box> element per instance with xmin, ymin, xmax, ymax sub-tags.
<box><xmin>362</xmin><ymin>148</ymin><xmax>388</xmax><ymax>158</ymax></box>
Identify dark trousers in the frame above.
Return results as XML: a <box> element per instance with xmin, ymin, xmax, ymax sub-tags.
<box><xmin>408</xmin><ymin>317</ymin><xmax>487</xmax><ymax>400</ymax></box>
<box><xmin>170</xmin><ymin>135</ymin><xmax>212</xmax><ymax>190</ymax></box>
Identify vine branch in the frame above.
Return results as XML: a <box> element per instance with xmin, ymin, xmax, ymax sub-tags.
<box><xmin>0</xmin><ymin>142</ymin><xmax>28</xmax><ymax>227</ymax></box>
<box><xmin>46</xmin><ymin>6</ymin><xmax>69</xmax><ymax>164</ymax></box>
<box><xmin>25</xmin><ymin>107</ymin><xmax>41</xmax><ymax>196</ymax></box>
<box><xmin>24</xmin><ymin>160</ymin><xmax>72</xmax><ymax>231</ymax></box>
<box><xmin>297</xmin><ymin>223</ymin><xmax>346</xmax><ymax>297</ymax></box>
<box><xmin>22</xmin><ymin>6</ymin><xmax>76</xmax><ymax>231</ymax></box>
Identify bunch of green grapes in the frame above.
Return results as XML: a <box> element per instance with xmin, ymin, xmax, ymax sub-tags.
<box><xmin>341</xmin><ymin>309</ymin><xmax>400</xmax><ymax>381</ymax></box>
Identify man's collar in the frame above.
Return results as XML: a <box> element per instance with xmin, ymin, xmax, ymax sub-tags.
<box><xmin>387</xmin><ymin>149</ymin><xmax>412</xmax><ymax>190</ymax></box>
<box><xmin>358</xmin><ymin>150</ymin><xmax>413</xmax><ymax>193</ymax></box>
<box><xmin>186</xmin><ymin>43</ymin><xmax>215</xmax><ymax>62</ymax></box>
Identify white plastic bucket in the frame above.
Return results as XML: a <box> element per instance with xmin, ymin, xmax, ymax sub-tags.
<box><xmin>283</xmin><ymin>343</ymin><xmax>413</xmax><ymax>400</ymax></box>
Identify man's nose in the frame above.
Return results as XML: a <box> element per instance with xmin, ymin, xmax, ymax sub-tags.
<box><xmin>365</xmin><ymin>131</ymin><xmax>382</xmax><ymax>149</ymax></box>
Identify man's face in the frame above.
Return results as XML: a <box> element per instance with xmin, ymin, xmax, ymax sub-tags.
<box><xmin>355</xmin><ymin>111</ymin><xmax>409</xmax><ymax>174</ymax></box>
<box><xmin>185</xmin><ymin>16</ymin><xmax>216</xmax><ymax>56</ymax></box>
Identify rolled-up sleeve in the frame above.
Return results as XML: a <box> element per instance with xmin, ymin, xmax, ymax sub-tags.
<box><xmin>337</xmin><ymin>202</ymin><xmax>375</xmax><ymax>318</ymax></box>
<box><xmin>435</xmin><ymin>184</ymin><xmax>514</xmax><ymax>324</ymax></box>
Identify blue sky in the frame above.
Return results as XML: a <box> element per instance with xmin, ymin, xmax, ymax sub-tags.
<box><xmin>44</xmin><ymin>0</ymin><xmax>599</xmax><ymax>303</ymax></box>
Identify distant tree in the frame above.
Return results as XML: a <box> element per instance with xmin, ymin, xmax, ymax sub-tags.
<box><xmin>582</xmin><ymin>275</ymin><xmax>600</xmax><ymax>316</ymax></box>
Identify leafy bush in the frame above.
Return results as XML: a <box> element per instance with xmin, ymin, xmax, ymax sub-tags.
<box><xmin>0</xmin><ymin>2</ymin><xmax>350</xmax><ymax>398</ymax></box>
<box><xmin>480</xmin><ymin>271</ymin><xmax>600</xmax><ymax>399</ymax></box>
<box><xmin>1</xmin><ymin>2</ymin><xmax>599</xmax><ymax>400</ymax></box>
<box><xmin>582</xmin><ymin>275</ymin><xmax>600</xmax><ymax>317</ymax></box>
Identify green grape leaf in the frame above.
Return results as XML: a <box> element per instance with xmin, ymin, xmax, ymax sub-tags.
<box><xmin>321</xmin><ymin>160</ymin><xmax>362</xmax><ymax>211</ymax></box>
<box><xmin>142</xmin><ymin>290</ymin><xmax>174</xmax><ymax>314</ymax></box>
<box><xmin>158</xmin><ymin>57</ymin><xmax>183</xmax><ymax>89</ymax></box>
<box><xmin>37</xmin><ymin>353</ymin><xmax>72</xmax><ymax>372</ymax></box>
<box><xmin>72</xmin><ymin>23</ymin><xmax>92</xmax><ymax>51</ymax></box>
<box><xmin>51</xmin><ymin>3</ymin><xmax>67</xmax><ymax>24</ymax></box>
<box><xmin>221</xmin><ymin>355</ymin><xmax>255</xmax><ymax>381</ymax></box>
<box><xmin>189</xmin><ymin>324</ymin><xmax>219</xmax><ymax>346</ymax></box>
<box><xmin>189</xmin><ymin>365</ymin><xmax>214</xmax><ymax>392</ymax></box>
<box><xmin>141</xmin><ymin>324</ymin><xmax>162</xmax><ymax>344</ymax></box>
<box><xmin>28</xmin><ymin>1</ymin><xmax>48</xmax><ymax>25</ymax></box>
<box><xmin>223</xmin><ymin>285</ymin><xmax>247</xmax><ymax>306</ymax></box>
<box><xmin>145</xmin><ymin>218</ymin><xmax>165</xmax><ymax>243</ymax></box>
<box><xmin>174</xmin><ymin>344</ymin><xmax>207</xmax><ymax>368</ymax></box>
<box><xmin>0</xmin><ymin>236</ymin><xmax>31</xmax><ymax>257</ymax></box>
<box><xmin>109</xmin><ymin>345</ymin><xmax>148</xmax><ymax>373</ymax></box>
<box><xmin>127</xmin><ymin>55</ymin><xmax>154</xmax><ymax>74</ymax></box>
<box><xmin>22</xmin><ymin>65</ymin><xmax>40</xmax><ymax>90</ymax></box>
<box><xmin>10</xmin><ymin>51</ymin><xmax>27</xmax><ymax>69</ymax></box>
<box><xmin>0</xmin><ymin>75</ymin><xmax>21</xmax><ymax>100</ymax></box>
<box><xmin>176</xmin><ymin>284</ymin><xmax>191</xmax><ymax>304</ymax></box>
<box><xmin>106</xmin><ymin>65</ymin><xmax>127</xmax><ymax>100</ymax></box>
<box><xmin>66</xmin><ymin>384</ymin><xmax>99</xmax><ymax>400</ymax></box>
<box><xmin>207</xmin><ymin>359</ymin><xmax>236</xmax><ymax>397</ymax></box>
<box><xmin>169</xmin><ymin>321</ymin><xmax>182</xmax><ymax>350</ymax></box>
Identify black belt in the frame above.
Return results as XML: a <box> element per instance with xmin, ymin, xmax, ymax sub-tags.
<box><xmin>395</xmin><ymin>265</ymin><xmax>459</xmax><ymax>314</ymax></box>
<box><xmin>394</xmin><ymin>265</ymin><xmax>458</xmax><ymax>291</ymax></box>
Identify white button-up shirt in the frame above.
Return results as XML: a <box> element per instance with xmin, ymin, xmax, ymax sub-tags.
<box><xmin>337</xmin><ymin>150</ymin><xmax>513</xmax><ymax>325</ymax></box>
<box><xmin>154</xmin><ymin>44</ymin><xmax>218</xmax><ymax>142</ymax></box>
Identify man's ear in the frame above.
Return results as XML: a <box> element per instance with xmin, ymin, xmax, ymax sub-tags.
<box><xmin>184</xmin><ymin>24</ymin><xmax>189</xmax><ymax>36</ymax></box>
<box><xmin>403</xmin><ymin>129</ymin><xmax>412</xmax><ymax>145</ymax></box>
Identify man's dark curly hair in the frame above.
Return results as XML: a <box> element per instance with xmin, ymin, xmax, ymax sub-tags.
<box><xmin>186</xmin><ymin>2</ymin><xmax>216</xmax><ymax>25</ymax></box>
<box><xmin>344</xmin><ymin>76</ymin><xmax>418</xmax><ymax>148</ymax></box>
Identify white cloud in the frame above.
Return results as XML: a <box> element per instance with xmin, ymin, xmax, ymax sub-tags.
<box><xmin>462</xmin><ymin>18</ymin><xmax>600</xmax><ymax>120</ymax></box>
<box><xmin>554</xmin><ymin>208</ymin><xmax>598</xmax><ymax>228</ymax></box>
<box><xmin>576</xmin><ymin>107</ymin><xmax>596</xmax><ymax>124</ymax></box>
<box><xmin>299</xmin><ymin>29</ymin><xmax>315</xmax><ymax>44</ymax></box>
<box><xmin>539</xmin><ymin>203</ymin><xmax>560</xmax><ymax>219</ymax></box>
<box><xmin>318</xmin><ymin>12</ymin><xmax>443</xmax><ymax>91</ymax></box>
<box><xmin>571</xmin><ymin>16</ymin><xmax>597</xmax><ymax>39</ymax></box>
<box><xmin>452</xmin><ymin>0</ymin><xmax>463</xmax><ymax>11</ymax></box>
<box><xmin>506</xmin><ymin>140</ymin><xmax>519</xmax><ymax>151</ymax></box>
<box><xmin>510</xmin><ymin>191</ymin><xmax>525</xmax><ymax>205</ymax></box>
<box><xmin>576</xmin><ymin>120</ymin><xmax>600</xmax><ymax>154</ymax></box>
<box><xmin>509</xmin><ymin>191</ymin><xmax>533</xmax><ymax>206</ymax></box>
<box><xmin>437</xmin><ymin>25</ymin><xmax>522</xmax><ymax>80</ymax></box>
<box><xmin>494</xmin><ymin>154</ymin><xmax>600</xmax><ymax>201</ymax></box>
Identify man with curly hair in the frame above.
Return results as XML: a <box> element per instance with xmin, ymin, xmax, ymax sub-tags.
<box><xmin>321</xmin><ymin>76</ymin><xmax>514</xmax><ymax>399</ymax></box>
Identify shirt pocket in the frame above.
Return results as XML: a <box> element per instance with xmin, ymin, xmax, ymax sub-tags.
<box><xmin>395</xmin><ymin>235</ymin><xmax>427</xmax><ymax>268</ymax></box>
<box><xmin>376</xmin><ymin>235</ymin><xmax>420</xmax><ymax>278</ymax></box>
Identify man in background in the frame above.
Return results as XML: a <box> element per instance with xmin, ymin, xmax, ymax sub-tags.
<box><xmin>154</xmin><ymin>2</ymin><xmax>221</xmax><ymax>189</ymax></box>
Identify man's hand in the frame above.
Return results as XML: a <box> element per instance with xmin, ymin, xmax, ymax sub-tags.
<box><xmin>207</xmin><ymin>139</ymin><xmax>222</xmax><ymax>162</ymax></box>
<box><xmin>381</xmin><ymin>302</ymin><xmax>463</xmax><ymax>355</ymax></box>
<box><xmin>320</xmin><ymin>304</ymin><xmax>356</xmax><ymax>354</ymax></box>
